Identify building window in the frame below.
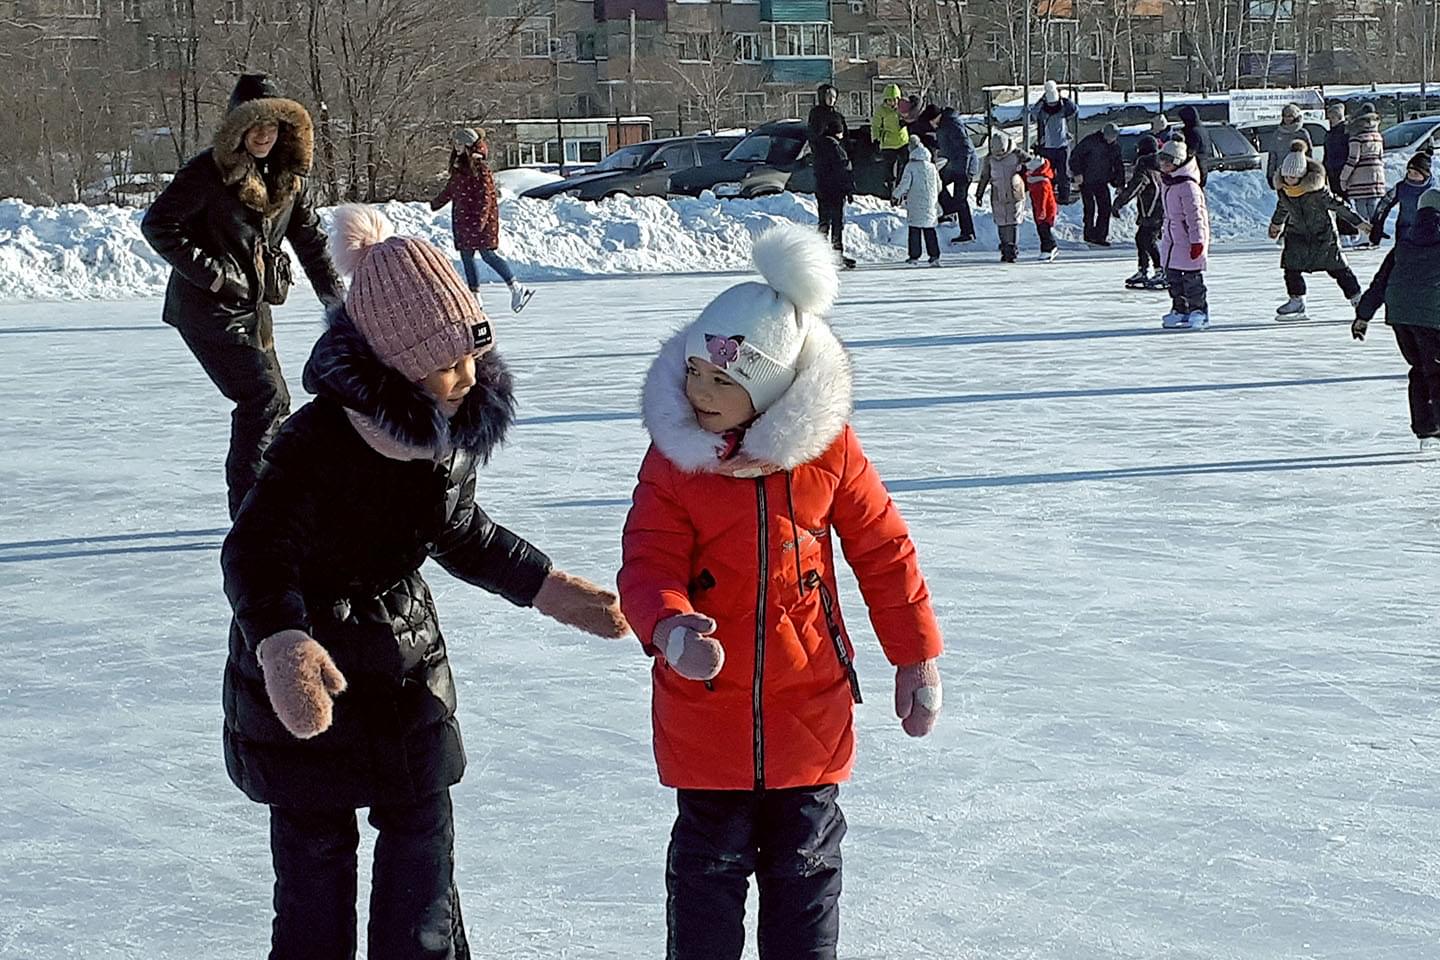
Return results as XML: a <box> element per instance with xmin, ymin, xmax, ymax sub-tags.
<box><xmin>984</xmin><ymin>30</ymin><xmax>1005</xmax><ymax>60</ymax></box>
<box><xmin>216</xmin><ymin>0</ymin><xmax>244</xmax><ymax>23</ymax></box>
<box><xmin>60</xmin><ymin>0</ymin><xmax>100</xmax><ymax>15</ymax></box>
<box><xmin>1331</xmin><ymin>17</ymin><xmax>1376</xmax><ymax>51</ymax></box>
<box><xmin>676</xmin><ymin>32</ymin><xmax>712</xmax><ymax>63</ymax></box>
<box><xmin>868</xmin><ymin>33</ymin><xmax>889</xmax><ymax>59</ymax></box>
<box><xmin>847</xmin><ymin>0</ymin><xmax>866</xmax><ymax>12</ymax></box>
<box><xmin>520</xmin><ymin>27</ymin><xmax>551</xmax><ymax>58</ymax></box>
<box><xmin>123</xmin><ymin>0</ymin><xmax>143</xmax><ymax>21</ymax></box>
<box><xmin>847</xmin><ymin>33</ymin><xmax>865</xmax><ymax>61</ymax></box>
<box><xmin>734</xmin><ymin>32</ymin><xmax>762</xmax><ymax>63</ymax></box>
<box><xmin>768</xmin><ymin>22</ymin><xmax>831</xmax><ymax>59</ymax></box>
<box><xmin>1131</xmin><ymin>31</ymin><xmax>1158</xmax><ymax>59</ymax></box>
<box><xmin>575</xmin><ymin>92</ymin><xmax>599</xmax><ymax>116</ymax></box>
<box><xmin>1167</xmin><ymin>30</ymin><xmax>1188</xmax><ymax>59</ymax></box>
<box><xmin>1042</xmin><ymin>18</ymin><xmax>1078</xmax><ymax>54</ymax></box>
<box><xmin>788</xmin><ymin>91</ymin><xmax>816</xmax><ymax>118</ymax></box>
<box><xmin>575</xmin><ymin>31</ymin><xmax>597</xmax><ymax>61</ymax></box>
<box><xmin>848</xmin><ymin>89</ymin><xmax>868</xmax><ymax>118</ymax></box>
<box><xmin>736</xmin><ymin>92</ymin><xmax>766</xmax><ymax>121</ymax></box>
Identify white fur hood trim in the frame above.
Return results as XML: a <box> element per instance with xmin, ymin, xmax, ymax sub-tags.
<box><xmin>641</xmin><ymin>319</ymin><xmax>853</xmax><ymax>473</ymax></box>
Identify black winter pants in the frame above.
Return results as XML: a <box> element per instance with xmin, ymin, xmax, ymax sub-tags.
<box><xmin>268</xmin><ymin>790</ymin><xmax>470</xmax><ymax>960</ymax></box>
<box><xmin>998</xmin><ymin>224</ymin><xmax>1019</xmax><ymax>262</ymax></box>
<box><xmin>1166</xmin><ymin>268</ymin><xmax>1209</xmax><ymax>314</ymax></box>
<box><xmin>816</xmin><ymin>194</ymin><xmax>846</xmax><ymax>253</ymax></box>
<box><xmin>1136</xmin><ymin>222</ymin><xmax>1162</xmax><ymax>272</ymax></box>
<box><xmin>177</xmin><ymin>312</ymin><xmax>290</xmax><ymax>520</ymax></box>
<box><xmin>1284</xmin><ymin>267</ymin><xmax>1360</xmax><ymax>299</ymax></box>
<box><xmin>1036</xmin><ymin>221</ymin><xmax>1057</xmax><ymax>253</ymax></box>
<box><xmin>1039</xmin><ymin>147</ymin><xmax>1071</xmax><ymax>203</ymax></box>
<box><xmin>941</xmin><ymin>170</ymin><xmax>976</xmax><ymax>239</ymax></box>
<box><xmin>1393</xmin><ymin>324</ymin><xmax>1440</xmax><ymax>438</ymax></box>
<box><xmin>907</xmin><ymin>227</ymin><xmax>940</xmax><ymax>261</ymax></box>
<box><xmin>666</xmin><ymin>785</ymin><xmax>846</xmax><ymax>960</ymax></box>
<box><xmin>1081</xmin><ymin>183</ymin><xmax>1113</xmax><ymax>242</ymax></box>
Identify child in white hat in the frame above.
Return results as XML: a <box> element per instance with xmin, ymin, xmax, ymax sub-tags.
<box><xmin>1267</xmin><ymin>141</ymin><xmax>1370</xmax><ymax>320</ymax></box>
<box><xmin>618</xmin><ymin>223</ymin><xmax>944</xmax><ymax>959</ymax></box>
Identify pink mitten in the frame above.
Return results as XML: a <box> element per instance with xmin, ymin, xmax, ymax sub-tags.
<box><xmin>653</xmin><ymin>613</ymin><xmax>724</xmax><ymax>681</ymax></box>
<box><xmin>894</xmin><ymin>659</ymin><xmax>942</xmax><ymax>737</ymax></box>
<box><xmin>257</xmin><ymin>630</ymin><xmax>348</xmax><ymax>739</ymax></box>
<box><xmin>533</xmin><ymin>569</ymin><xmax>630</xmax><ymax>638</ymax></box>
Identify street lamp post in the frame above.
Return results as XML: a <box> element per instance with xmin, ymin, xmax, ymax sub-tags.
<box><xmin>1023</xmin><ymin>0</ymin><xmax>1032</xmax><ymax>151</ymax></box>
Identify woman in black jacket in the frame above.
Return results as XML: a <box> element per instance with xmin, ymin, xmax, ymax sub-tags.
<box><xmin>223</xmin><ymin>205</ymin><xmax>628</xmax><ymax>959</ymax></box>
<box><xmin>142</xmin><ymin>73</ymin><xmax>344</xmax><ymax>518</ymax></box>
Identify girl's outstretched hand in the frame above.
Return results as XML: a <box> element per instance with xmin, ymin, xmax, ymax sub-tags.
<box><xmin>652</xmin><ymin>613</ymin><xmax>725</xmax><ymax>682</ymax></box>
<box><xmin>894</xmin><ymin>660</ymin><xmax>942</xmax><ymax>737</ymax></box>
<box><xmin>533</xmin><ymin>570</ymin><xmax>630</xmax><ymax>638</ymax></box>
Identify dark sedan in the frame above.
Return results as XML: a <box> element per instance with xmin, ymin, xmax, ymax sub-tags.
<box><xmin>670</xmin><ymin>120</ymin><xmax>895</xmax><ymax>200</ymax></box>
<box><xmin>520</xmin><ymin>134</ymin><xmax>741</xmax><ymax>201</ymax></box>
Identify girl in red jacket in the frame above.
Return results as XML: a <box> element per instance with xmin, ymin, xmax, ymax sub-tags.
<box><xmin>431</xmin><ymin>127</ymin><xmax>534</xmax><ymax>314</ymax></box>
<box><xmin>618</xmin><ymin>223</ymin><xmax>944</xmax><ymax>960</ymax></box>
<box><xmin>1024</xmin><ymin>153</ymin><xmax>1060</xmax><ymax>261</ymax></box>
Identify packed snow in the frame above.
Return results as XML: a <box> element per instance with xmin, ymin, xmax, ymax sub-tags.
<box><xmin>2</xmin><ymin>234</ymin><xmax>1437</xmax><ymax>958</ymax></box>
<box><xmin>7</xmin><ymin>158</ymin><xmax>1407</xmax><ymax>302</ymax></box>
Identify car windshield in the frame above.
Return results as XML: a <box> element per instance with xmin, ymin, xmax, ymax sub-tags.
<box><xmin>593</xmin><ymin>145</ymin><xmax>652</xmax><ymax>172</ymax></box>
<box><xmin>1209</xmin><ymin>126</ymin><xmax>1253</xmax><ymax>157</ymax></box>
<box><xmin>725</xmin><ymin>134</ymin><xmax>804</xmax><ymax>165</ymax></box>
<box><xmin>1383</xmin><ymin>120</ymin><xmax>1438</xmax><ymax>150</ymax></box>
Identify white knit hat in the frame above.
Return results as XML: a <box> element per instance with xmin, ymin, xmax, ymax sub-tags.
<box><xmin>1279</xmin><ymin>142</ymin><xmax>1309</xmax><ymax>179</ymax></box>
<box><xmin>684</xmin><ymin>225</ymin><xmax>839</xmax><ymax>414</ymax></box>
<box><xmin>1158</xmin><ymin>138</ymin><xmax>1188</xmax><ymax>164</ymax></box>
<box><xmin>1043</xmin><ymin>79</ymin><xmax>1059</xmax><ymax>103</ymax></box>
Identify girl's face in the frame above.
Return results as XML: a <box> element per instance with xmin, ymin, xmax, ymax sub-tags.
<box><xmin>1282</xmin><ymin>174</ymin><xmax>1302</xmax><ymax>186</ymax></box>
<box><xmin>1408</xmin><ymin>169</ymin><xmax>1428</xmax><ymax>183</ymax></box>
<box><xmin>244</xmin><ymin>122</ymin><xmax>279</xmax><ymax>159</ymax></box>
<box><xmin>685</xmin><ymin>357</ymin><xmax>756</xmax><ymax>434</ymax></box>
<box><xmin>418</xmin><ymin>353</ymin><xmax>478</xmax><ymax>419</ymax></box>
<box><xmin>1159</xmin><ymin>157</ymin><xmax>1176</xmax><ymax>174</ymax></box>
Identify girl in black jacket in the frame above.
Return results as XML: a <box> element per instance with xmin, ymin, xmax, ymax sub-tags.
<box><xmin>1114</xmin><ymin>134</ymin><xmax>1168</xmax><ymax>289</ymax></box>
<box><xmin>221</xmin><ymin>204</ymin><xmax>628</xmax><ymax>959</ymax></box>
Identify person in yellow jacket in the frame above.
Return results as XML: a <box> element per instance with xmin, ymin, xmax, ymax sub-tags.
<box><xmin>871</xmin><ymin>83</ymin><xmax>908</xmax><ymax>190</ymax></box>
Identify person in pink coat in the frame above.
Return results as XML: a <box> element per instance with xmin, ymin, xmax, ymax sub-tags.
<box><xmin>1157</xmin><ymin>138</ymin><xmax>1211</xmax><ymax>330</ymax></box>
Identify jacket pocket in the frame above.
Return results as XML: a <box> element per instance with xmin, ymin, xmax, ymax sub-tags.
<box><xmin>802</xmin><ymin>571</ymin><xmax>862</xmax><ymax>704</ymax></box>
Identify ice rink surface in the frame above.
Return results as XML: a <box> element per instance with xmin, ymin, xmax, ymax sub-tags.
<box><xmin>1</xmin><ymin>241</ymin><xmax>1436</xmax><ymax>959</ymax></box>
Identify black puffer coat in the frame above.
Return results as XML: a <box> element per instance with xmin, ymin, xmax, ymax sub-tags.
<box><xmin>1270</xmin><ymin>158</ymin><xmax>1366</xmax><ymax>273</ymax></box>
<box><xmin>142</xmin><ymin>92</ymin><xmax>342</xmax><ymax>345</ymax></box>
<box><xmin>812</xmin><ymin>135</ymin><xmax>855</xmax><ymax>200</ymax></box>
<box><xmin>221</xmin><ymin>311</ymin><xmax>551</xmax><ymax>809</ymax></box>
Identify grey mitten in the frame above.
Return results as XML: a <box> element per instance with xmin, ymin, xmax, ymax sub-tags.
<box><xmin>653</xmin><ymin>613</ymin><xmax>725</xmax><ymax>681</ymax></box>
<box><xmin>894</xmin><ymin>659</ymin><xmax>942</xmax><ymax>737</ymax></box>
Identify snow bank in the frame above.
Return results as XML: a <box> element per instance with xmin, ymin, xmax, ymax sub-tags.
<box><xmin>0</xmin><ymin>162</ymin><xmax>1396</xmax><ymax>301</ymax></box>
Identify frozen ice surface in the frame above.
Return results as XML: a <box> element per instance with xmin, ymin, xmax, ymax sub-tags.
<box><xmin>1</xmin><ymin>240</ymin><xmax>1437</xmax><ymax>959</ymax></box>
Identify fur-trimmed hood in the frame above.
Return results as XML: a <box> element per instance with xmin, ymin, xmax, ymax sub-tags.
<box><xmin>212</xmin><ymin>97</ymin><xmax>315</xmax><ymax>216</ymax></box>
<box><xmin>641</xmin><ymin>319</ymin><xmax>853</xmax><ymax>474</ymax></box>
<box><xmin>1353</xmin><ymin>113</ymin><xmax>1380</xmax><ymax>135</ymax></box>
<box><xmin>302</xmin><ymin>308</ymin><xmax>515</xmax><ymax>461</ymax></box>
<box><xmin>1281</xmin><ymin>157</ymin><xmax>1328</xmax><ymax>196</ymax></box>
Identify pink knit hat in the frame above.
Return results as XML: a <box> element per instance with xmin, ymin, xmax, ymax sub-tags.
<box><xmin>329</xmin><ymin>205</ymin><xmax>493</xmax><ymax>380</ymax></box>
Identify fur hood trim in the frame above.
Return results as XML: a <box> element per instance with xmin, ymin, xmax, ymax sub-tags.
<box><xmin>641</xmin><ymin>319</ymin><xmax>852</xmax><ymax>473</ymax></box>
<box><xmin>1353</xmin><ymin>113</ymin><xmax>1380</xmax><ymax>135</ymax></box>
<box><xmin>302</xmin><ymin>307</ymin><xmax>514</xmax><ymax>460</ymax></box>
<box><xmin>212</xmin><ymin>97</ymin><xmax>315</xmax><ymax>216</ymax></box>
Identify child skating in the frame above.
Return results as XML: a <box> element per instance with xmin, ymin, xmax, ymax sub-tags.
<box><xmin>1113</xmin><ymin>133</ymin><xmax>1169</xmax><ymax>290</ymax></box>
<box><xmin>431</xmin><ymin>127</ymin><xmax>534</xmax><ymax>313</ymax></box>
<box><xmin>220</xmin><ymin>205</ymin><xmax>628</xmax><ymax>959</ymax></box>
<box><xmin>1352</xmin><ymin>188</ymin><xmax>1440</xmax><ymax>454</ymax></box>
<box><xmin>1368</xmin><ymin>149</ymin><xmax>1437</xmax><ymax>247</ymax></box>
<box><xmin>1157</xmin><ymin>139</ymin><xmax>1211</xmax><ymax>330</ymax></box>
<box><xmin>1024</xmin><ymin>153</ymin><xmax>1060</xmax><ymax>261</ymax></box>
<box><xmin>1267</xmin><ymin>141</ymin><xmax>1369</xmax><ymax>321</ymax></box>
<box><xmin>894</xmin><ymin>134</ymin><xmax>943</xmax><ymax>265</ymax></box>
<box><xmin>618</xmin><ymin>224</ymin><xmax>944</xmax><ymax>960</ymax></box>
<box><xmin>976</xmin><ymin>130</ymin><xmax>1026</xmax><ymax>263</ymax></box>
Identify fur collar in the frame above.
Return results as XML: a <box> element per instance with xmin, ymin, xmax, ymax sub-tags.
<box><xmin>302</xmin><ymin>308</ymin><xmax>514</xmax><ymax>461</ymax></box>
<box><xmin>1282</xmin><ymin>159</ymin><xmax>1328</xmax><ymax>197</ymax></box>
<box><xmin>212</xmin><ymin>97</ymin><xmax>315</xmax><ymax>216</ymax></box>
<box><xmin>641</xmin><ymin>319</ymin><xmax>852</xmax><ymax>474</ymax></box>
<box><xmin>1354</xmin><ymin>114</ymin><xmax>1380</xmax><ymax>135</ymax></box>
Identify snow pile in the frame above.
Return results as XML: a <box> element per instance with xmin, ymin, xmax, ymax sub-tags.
<box><xmin>0</xmin><ymin>162</ymin><xmax>1399</xmax><ymax>301</ymax></box>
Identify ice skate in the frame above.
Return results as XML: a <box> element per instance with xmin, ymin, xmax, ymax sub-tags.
<box><xmin>1183</xmin><ymin>310</ymin><xmax>1210</xmax><ymax>330</ymax></box>
<box><xmin>1275</xmin><ymin>296</ymin><xmax>1306</xmax><ymax>321</ymax></box>
<box><xmin>1421</xmin><ymin>436</ymin><xmax>1440</xmax><ymax>455</ymax></box>
<box><xmin>1161</xmin><ymin>311</ymin><xmax>1186</xmax><ymax>328</ymax></box>
<box><xmin>1144</xmin><ymin>274</ymin><xmax>1170</xmax><ymax>291</ymax></box>
<box><xmin>928</xmin><ymin>257</ymin><xmax>943</xmax><ymax>267</ymax></box>
<box><xmin>1124</xmin><ymin>270</ymin><xmax>1149</xmax><ymax>288</ymax></box>
<box><xmin>841</xmin><ymin>255</ymin><xmax>857</xmax><ymax>270</ymax></box>
<box><xmin>510</xmin><ymin>283</ymin><xmax>534</xmax><ymax>313</ymax></box>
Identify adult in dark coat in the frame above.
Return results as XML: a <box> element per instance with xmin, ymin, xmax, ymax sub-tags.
<box><xmin>1324</xmin><ymin>103</ymin><xmax>1356</xmax><ymax>237</ymax></box>
<box><xmin>143</xmin><ymin>73</ymin><xmax>343</xmax><ymax>519</ymax></box>
<box><xmin>811</xmin><ymin>118</ymin><xmax>855</xmax><ymax>266</ymax></box>
<box><xmin>1176</xmin><ymin>105</ymin><xmax>1212</xmax><ymax>187</ymax></box>
<box><xmin>1070</xmin><ymin>123</ymin><xmax>1125</xmax><ymax>244</ymax></box>
<box><xmin>934</xmin><ymin>106</ymin><xmax>977</xmax><ymax>241</ymax></box>
<box><xmin>806</xmin><ymin>83</ymin><xmax>847</xmax><ymax>145</ymax></box>
<box><xmin>222</xmin><ymin>211</ymin><xmax>629</xmax><ymax>956</ymax></box>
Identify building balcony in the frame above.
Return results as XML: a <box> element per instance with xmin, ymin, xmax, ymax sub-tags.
<box><xmin>759</xmin><ymin>0</ymin><xmax>829</xmax><ymax>22</ymax></box>
<box><xmin>594</xmin><ymin>0</ymin><xmax>666</xmax><ymax>23</ymax></box>
<box><xmin>764</xmin><ymin>57</ymin><xmax>833</xmax><ymax>84</ymax></box>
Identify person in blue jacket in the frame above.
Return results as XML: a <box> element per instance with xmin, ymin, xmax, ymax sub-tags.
<box><xmin>1369</xmin><ymin>150</ymin><xmax>1437</xmax><ymax>246</ymax></box>
<box><xmin>932</xmin><ymin>106</ymin><xmax>977</xmax><ymax>242</ymax></box>
<box><xmin>1029</xmin><ymin>80</ymin><xmax>1078</xmax><ymax>203</ymax></box>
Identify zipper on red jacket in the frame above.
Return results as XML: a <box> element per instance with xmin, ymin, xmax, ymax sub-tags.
<box><xmin>753</xmin><ymin>478</ymin><xmax>768</xmax><ymax>790</ymax></box>
<box><xmin>804</xmin><ymin>571</ymin><xmax>863</xmax><ymax>704</ymax></box>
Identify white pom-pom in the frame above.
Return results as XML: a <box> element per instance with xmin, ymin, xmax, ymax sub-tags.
<box><xmin>329</xmin><ymin>204</ymin><xmax>394</xmax><ymax>276</ymax></box>
<box><xmin>749</xmin><ymin>223</ymin><xmax>839</xmax><ymax>317</ymax></box>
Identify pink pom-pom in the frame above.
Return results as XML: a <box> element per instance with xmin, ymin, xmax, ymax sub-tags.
<box><xmin>329</xmin><ymin>204</ymin><xmax>394</xmax><ymax>276</ymax></box>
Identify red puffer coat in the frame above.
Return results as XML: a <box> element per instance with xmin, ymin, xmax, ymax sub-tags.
<box><xmin>619</xmin><ymin>322</ymin><xmax>943</xmax><ymax>790</ymax></box>
<box><xmin>431</xmin><ymin>155</ymin><xmax>500</xmax><ymax>251</ymax></box>
<box><xmin>1024</xmin><ymin>158</ymin><xmax>1058</xmax><ymax>225</ymax></box>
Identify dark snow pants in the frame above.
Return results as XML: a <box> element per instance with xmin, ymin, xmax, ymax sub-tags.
<box><xmin>177</xmin><ymin>312</ymin><xmax>289</xmax><ymax>520</ymax></box>
<box><xmin>1081</xmin><ymin>183</ymin><xmax>1113</xmax><ymax>242</ymax></box>
<box><xmin>1166</xmin><ymin>267</ymin><xmax>1208</xmax><ymax>314</ymax></box>
<box><xmin>941</xmin><ymin>170</ymin><xmax>976</xmax><ymax>239</ymax></box>
<box><xmin>1036</xmin><ymin>220</ymin><xmax>1057</xmax><ymax>254</ymax></box>
<box><xmin>1136</xmin><ymin>222</ymin><xmax>1162</xmax><ymax>272</ymax></box>
<box><xmin>1284</xmin><ymin>267</ymin><xmax>1360</xmax><ymax>299</ymax></box>
<box><xmin>816</xmin><ymin>194</ymin><xmax>846</xmax><ymax>253</ymax></box>
<box><xmin>998</xmin><ymin>224</ymin><xmax>1019</xmax><ymax>262</ymax></box>
<box><xmin>666</xmin><ymin>785</ymin><xmax>845</xmax><ymax>960</ymax></box>
<box><xmin>1393</xmin><ymin>324</ymin><xmax>1440</xmax><ymax>438</ymax></box>
<box><xmin>268</xmin><ymin>790</ymin><xmax>470</xmax><ymax>960</ymax></box>
<box><xmin>907</xmin><ymin>226</ymin><xmax>940</xmax><ymax>261</ymax></box>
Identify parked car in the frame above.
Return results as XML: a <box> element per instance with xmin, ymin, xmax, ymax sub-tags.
<box><xmin>1237</xmin><ymin>120</ymin><xmax>1330</xmax><ymax>167</ymax></box>
<box><xmin>519</xmin><ymin>134</ymin><xmax>741</xmax><ymax>201</ymax></box>
<box><xmin>1116</xmin><ymin>122</ymin><xmax>1261</xmax><ymax>175</ymax></box>
<box><xmin>1381</xmin><ymin>116</ymin><xmax>1440</xmax><ymax>153</ymax></box>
